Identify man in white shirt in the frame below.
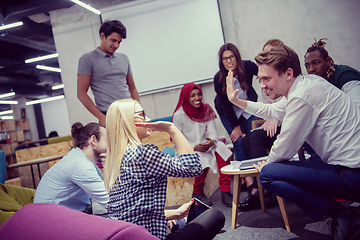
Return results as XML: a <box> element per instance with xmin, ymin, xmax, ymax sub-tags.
<box><xmin>226</xmin><ymin>44</ymin><xmax>360</xmax><ymax>240</ymax></box>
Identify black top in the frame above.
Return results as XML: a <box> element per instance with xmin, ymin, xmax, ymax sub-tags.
<box><xmin>213</xmin><ymin>60</ymin><xmax>258</xmax><ymax>128</ymax></box>
<box><xmin>328</xmin><ymin>64</ymin><xmax>360</xmax><ymax>89</ymax></box>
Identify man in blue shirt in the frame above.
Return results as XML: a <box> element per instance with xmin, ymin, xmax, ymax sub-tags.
<box><xmin>34</xmin><ymin>122</ymin><xmax>109</xmax><ymax>213</ymax></box>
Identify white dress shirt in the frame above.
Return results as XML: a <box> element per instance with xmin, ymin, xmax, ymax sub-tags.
<box><xmin>245</xmin><ymin>74</ymin><xmax>360</xmax><ymax>168</ymax></box>
<box><xmin>173</xmin><ymin>107</ymin><xmax>232</xmax><ymax>173</ymax></box>
<box><xmin>342</xmin><ymin>80</ymin><xmax>360</xmax><ymax>107</ymax></box>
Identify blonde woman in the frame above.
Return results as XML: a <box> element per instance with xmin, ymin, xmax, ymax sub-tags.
<box><xmin>104</xmin><ymin>99</ymin><xmax>225</xmax><ymax>240</ymax></box>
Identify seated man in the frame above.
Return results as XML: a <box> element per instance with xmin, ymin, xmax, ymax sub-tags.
<box><xmin>303</xmin><ymin>38</ymin><xmax>360</xmax><ymax>161</ymax></box>
<box><xmin>305</xmin><ymin>38</ymin><xmax>360</xmax><ymax>107</ymax></box>
<box><xmin>240</xmin><ymin>39</ymin><xmax>286</xmax><ymax>210</ymax></box>
<box><xmin>227</xmin><ymin>44</ymin><xmax>360</xmax><ymax>240</ymax></box>
<box><xmin>34</xmin><ymin>122</ymin><xmax>109</xmax><ymax>213</ymax></box>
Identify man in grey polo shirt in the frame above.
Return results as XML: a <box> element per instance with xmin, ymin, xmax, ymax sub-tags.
<box><xmin>77</xmin><ymin>20</ymin><xmax>140</xmax><ymax>126</ymax></box>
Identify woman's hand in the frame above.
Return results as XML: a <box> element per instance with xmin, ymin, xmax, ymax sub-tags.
<box><xmin>165</xmin><ymin>199</ymin><xmax>194</xmax><ymax>221</ymax></box>
<box><xmin>261</xmin><ymin>120</ymin><xmax>279</xmax><ymax>138</ymax></box>
<box><xmin>194</xmin><ymin>138</ymin><xmax>215</xmax><ymax>152</ymax></box>
<box><xmin>135</xmin><ymin>121</ymin><xmax>173</xmax><ymax>133</ymax></box>
<box><xmin>204</xmin><ymin>138</ymin><xmax>215</xmax><ymax>148</ymax></box>
<box><xmin>226</xmin><ymin>70</ymin><xmax>239</xmax><ymax>103</ymax></box>
<box><xmin>230</xmin><ymin>126</ymin><xmax>243</xmax><ymax>142</ymax></box>
<box><xmin>194</xmin><ymin>144</ymin><xmax>207</xmax><ymax>152</ymax></box>
<box><xmin>176</xmin><ymin>199</ymin><xmax>193</xmax><ymax>220</ymax></box>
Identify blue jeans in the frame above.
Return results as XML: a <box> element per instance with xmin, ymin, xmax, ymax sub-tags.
<box><xmin>219</xmin><ymin>114</ymin><xmax>258</xmax><ymax>161</ymax></box>
<box><xmin>260</xmin><ymin>161</ymin><xmax>360</xmax><ymax>220</ymax></box>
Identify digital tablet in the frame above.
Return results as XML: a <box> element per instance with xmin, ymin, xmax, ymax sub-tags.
<box><xmin>187</xmin><ymin>197</ymin><xmax>211</xmax><ymax>223</ymax></box>
<box><xmin>239</xmin><ymin>157</ymin><xmax>267</xmax><ymax>170</ymax></box>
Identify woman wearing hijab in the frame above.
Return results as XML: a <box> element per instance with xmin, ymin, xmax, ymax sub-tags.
<box><xmin>172</xmin><ymin>83</ymin><xmax>233</xmax><ymax>207</ymax></box>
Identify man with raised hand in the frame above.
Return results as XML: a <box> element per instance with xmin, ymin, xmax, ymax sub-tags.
<box><xmin>226</xmin><ymin>44</ymin><xmax>360</xmax><ymax>240</ymax></box>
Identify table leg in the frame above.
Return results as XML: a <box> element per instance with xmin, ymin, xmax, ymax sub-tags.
<box><xmin>256</xmin><ymin>174</ymin><xmax>266</xmax><ymax>213</ymax></box>
<box><xmin>231</xmin><ymin>175</ymin><xmax>241</xmax><ymax>229</ymax></box>
<box><xmin>30</xmin><ymin>164</ymin><xmax>36</xmax><ymax>189</ymax></box>
<box><xmin>37</xmin><ymin>163</ymin><xmax>42</xmax><ymax>188</ymax></box>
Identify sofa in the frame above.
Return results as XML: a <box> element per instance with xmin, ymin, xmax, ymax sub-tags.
<box><xmin>0</xmin><ymin>183</ymin><xmax>36</xmax><ymax>226</ymax></box>
<box><xmin>0</xmin><ymin>203</ymin><xmax>159</xmax><ymax>240</ymax></box>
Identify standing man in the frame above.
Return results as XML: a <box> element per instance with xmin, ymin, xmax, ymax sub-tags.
<box><xmin>77</xmin><ymin>20</ymin><xmax>140</xmax><ymax>126</ymax></box>
<box><xmin>227</xmin><ymin>44</ymin><xmax>360</xmax><ymax>240</ymax></box>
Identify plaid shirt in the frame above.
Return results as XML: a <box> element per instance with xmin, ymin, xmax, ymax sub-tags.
<box><xmin>108</xmin><ymin>144</ymin><xmax>202</xmax><ymax>240</ymax></box>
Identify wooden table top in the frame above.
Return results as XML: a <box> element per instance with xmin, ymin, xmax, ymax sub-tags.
<box><xmin>8</xmin><ymin>154</ymin><xmax>64</xmax><ymax>168</ymax></box>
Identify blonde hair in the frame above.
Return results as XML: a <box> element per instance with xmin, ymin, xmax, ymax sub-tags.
<box><xmin>103</xmin><ymin>99</ymin><xmax>142</xmax><ymax>192</ymax></box>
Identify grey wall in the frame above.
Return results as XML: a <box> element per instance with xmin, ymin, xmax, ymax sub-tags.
<box><xmin>49</xmin><ymin>0</ymin><xmax>360</xmax><ymax>142</ymax></box>
<box><xmin>219</xmin><ymin>0</ymin><xmax>360</xmax><ymax>71</ymax></box>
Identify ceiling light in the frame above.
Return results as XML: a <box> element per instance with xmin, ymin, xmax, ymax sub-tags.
<box><xmin>70</xmin><ymin>0</ymin><xmax>101</xmax><ymax>15</ymax></box>
<box><xmin>26</xmin><ymin>95</ymin><xmax>65</xmax><ymax>105</ymax></box>
<box><xmin>0</xmin><ymin>110</ymin><xmax>13</xmax><ymax>116</ymax></box>
<box><xmin>36</xmin><ymin>65</ymin><xmax>61</xmax><ymax>73</ymax></box>
<box><xmin>52</xmin><ymin>84</ymin><xmax>64</xmax><ymax>90</ymax></box>
<box><xmin>0</xmin><ymin>100</ymin><xmax>18</xmax><ymax>104</ymax></box>
<box><xmin>0</xmin><ymin>92</ymin><xmax>15</xmax><ymax>99</ymax></box>
<box><xmin>25</xmin><ymin>53</ymin><xmax>58</xmax><ymax>64</ymax></box>
<box><xmin>1</xmin><ymin>116</ymin><xmax>14</xmax><ymax>120</ymax></box>
<box><xmin>0</xmin><ymin>21</ymin><xmax>23</xmax><ymax>31</ymax></box>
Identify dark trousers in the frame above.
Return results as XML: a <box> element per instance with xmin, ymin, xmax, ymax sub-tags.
<box><xmin>260</xmin><ymin>160</ymin><xmax>360</xmax><ymax>220</ymax></box>
<box><xmin>219</xmin><ymin>114</ymin><xmax>258</xmax><ymax>161</ymax></box>
<box><xmin>166</xmin><ymin>208</ymin><xmax>225</xmax><ymax>240</ymax></box>
<box><xmin>241</xmin><ymin>127</ymin><xmax>281</xmax><ymax>159</ymax></box>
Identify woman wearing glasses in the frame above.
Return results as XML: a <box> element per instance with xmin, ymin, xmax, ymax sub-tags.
<box><xmin>214</xmin><ymin>43</ymin><xmax>259</xmax><ymax>162</ymax></box>
<box><xmin>213</xmin><ymin>43</ymin><xmax>259</xmax><ymax>197</ymax></box>
<box><xmin>104</xmin><ymin>99</ymin><xmax>224</xmax><ymax>240</ymax></box>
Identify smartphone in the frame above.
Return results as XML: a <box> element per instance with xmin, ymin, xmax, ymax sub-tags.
<box><xmin>187</xmin><ymin>197</ymin><xmax>211</xmax><ymax>224</ymax></box>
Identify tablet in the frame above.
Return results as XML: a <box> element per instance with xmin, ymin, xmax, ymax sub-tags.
<box><xmin>239</xmin><ymin>157</ymin><xmax>267</xmax><ymax>170</ymax></box>
<box><xmin>186</xmin><ymin>197</ymin><xmax>211</xmax><ymax>223</ymax></box>
<box><xmin>239</xmin><ymin>160</ymin><xmax>259</xmax><ymax>170</ymax></box>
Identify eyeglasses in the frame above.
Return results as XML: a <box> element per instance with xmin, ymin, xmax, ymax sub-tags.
<box><xmin>222</xmin><ymin>54</ymin><xmax>235</xmax><ymax>62</ymax></box>
<box><xmin>134</xmin><ymin>110</ymin><xmax>146</xmax><ymax>120</ymax></box>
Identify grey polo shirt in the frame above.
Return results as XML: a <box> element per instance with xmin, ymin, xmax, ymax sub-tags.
<box><xmin>78</xmin><ymin>48</ymin><xmax>133</xmax><ymax>112</ymax></box>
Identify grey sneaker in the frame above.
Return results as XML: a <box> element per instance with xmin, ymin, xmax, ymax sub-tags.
<box><xmin>192</xmin><ymin>193</ymin><xmax>213</xmax><ymax>206</ymax></box>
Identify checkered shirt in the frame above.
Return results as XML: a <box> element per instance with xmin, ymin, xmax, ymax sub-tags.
<box><xmin>108</xmin><ymin>144</ymin><xmax>202</xmax><ymax>240</ymax></box>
